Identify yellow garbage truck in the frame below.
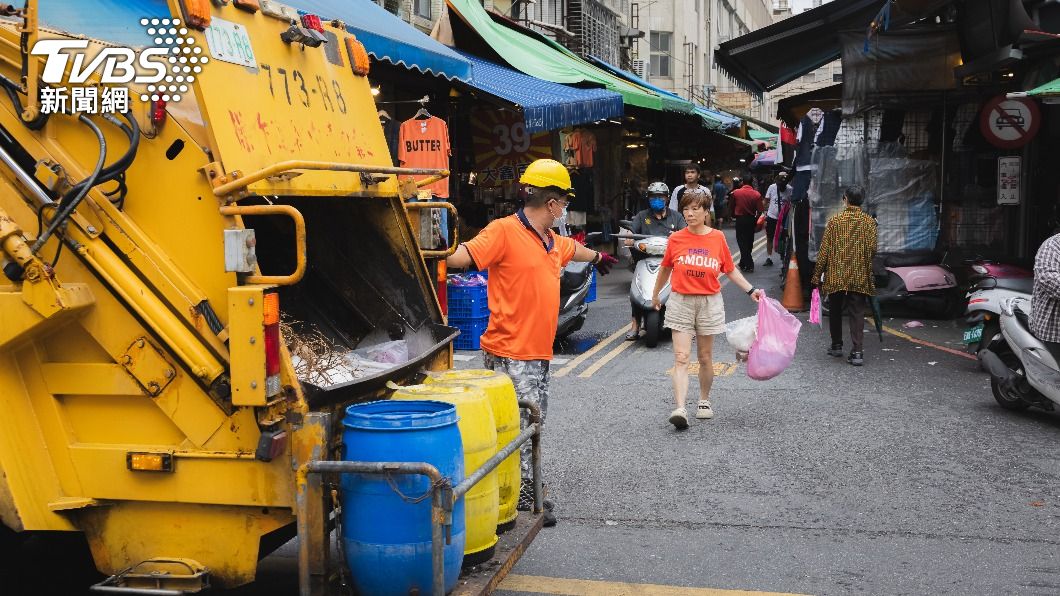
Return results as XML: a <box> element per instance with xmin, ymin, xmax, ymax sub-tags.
<box><xmin>0</xmin><ymin>1</ymin><xmax>543</xmax><ymax>593</ymax></box>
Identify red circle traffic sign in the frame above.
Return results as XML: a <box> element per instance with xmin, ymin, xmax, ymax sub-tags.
<box><xmin>980</xmin><ymin>95</ymin><xmax>1040</xmax><ymax>149</ymax></box>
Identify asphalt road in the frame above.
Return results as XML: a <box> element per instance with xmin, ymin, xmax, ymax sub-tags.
<box><xmin>5</xmin><ymin>227</ymin><xmax>1058</xmax><ymax>595</ymax></box>
<box><xmin>492</xmin><ymin>226</ymin><xmax>1060</xmax><ymax>596</ymax></box>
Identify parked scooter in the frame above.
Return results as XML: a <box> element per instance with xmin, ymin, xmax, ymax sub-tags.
<box><xmin>873</xmin><ymin>251</ymin><xmax>960</xmax><ymax>317</ymax></box>
<box><xmin>980</xmin><ymin>297</ymin><xmax>1060</xmax><ymax>412</ymax></box>
<box><xmin>962</xmin><ymin>272</ymin><xmax>1033</xmax><ymax>358</ymax></box>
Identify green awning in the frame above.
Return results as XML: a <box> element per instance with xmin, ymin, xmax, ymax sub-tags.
<box><xmin>445</xmin><ymin>0</ymin><xmax>693</xmax><ymax>113</ymax></box>
<box><xmin>722</xmin><ymin>134</ymin><xmax>764</xmax><ymax>149</ymax></box>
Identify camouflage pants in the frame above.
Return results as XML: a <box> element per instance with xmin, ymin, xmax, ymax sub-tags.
<box><xmin>482</xmin><ymin>351</ymin><xmax>549</xmax><ymax>479</ymax></box>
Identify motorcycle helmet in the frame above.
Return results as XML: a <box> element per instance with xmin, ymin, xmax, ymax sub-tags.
<box><xmin>647</xmin><ymin>181</ymin><xmax>669</xmax><ymax>196</ymax></box>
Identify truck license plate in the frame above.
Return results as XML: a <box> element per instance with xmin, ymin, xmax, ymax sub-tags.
<box><xmin>963</xmin><ymin>323</ymin><xmax>984</xmax><ymax>344</ymax></box>
<box><xmin>204</xmin><ymin>17</ymin><xmax>257</xmax><ymax>68</ymax></box>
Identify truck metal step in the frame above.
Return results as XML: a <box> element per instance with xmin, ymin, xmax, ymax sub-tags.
<box><xmin>90</xmin><ymin>558</ymin><xmax>210</xmax><ymax>595</ymax></box>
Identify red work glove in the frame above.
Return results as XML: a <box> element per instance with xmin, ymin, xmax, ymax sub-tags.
<box><xmin>595</xmin><ymin>252</ymin><xmax>618</xmax><ymax>275</ymax></box>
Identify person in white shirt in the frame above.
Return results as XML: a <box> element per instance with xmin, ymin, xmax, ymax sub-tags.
<box><xmin>762</xmin><ymin>171</ymin><xmax>791</xmax><ymax>267</ymax></box>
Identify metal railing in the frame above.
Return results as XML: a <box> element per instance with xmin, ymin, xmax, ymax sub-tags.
<box><xmin>299</xmin><ymin>400</ymin><xmax>544</xmax><ymax>596</ymax></box>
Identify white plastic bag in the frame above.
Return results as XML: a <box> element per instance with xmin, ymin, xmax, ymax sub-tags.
<box><xmin>725</xmin><ymin>316</ymin><xmax>758</xmax><ymax>353</ymax></box>
<box><xmin>354</xmin><ymin>339</ymin><xmax>409</xmax><ymax>364</ymax></box>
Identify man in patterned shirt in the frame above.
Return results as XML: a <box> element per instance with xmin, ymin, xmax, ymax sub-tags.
<box><xmin>811</xmin><ymin>186</ymin><xmax>877</xmax><ymax>366</ymax></box>
<box><xmin>1031</xmin><ymin>232</ymin><xmax>1060</xmax><ymax>361</ymax></box>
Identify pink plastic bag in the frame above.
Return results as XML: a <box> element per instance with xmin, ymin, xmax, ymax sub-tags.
<box><xmin>747</xmin><ymin>297</ymin><xmax>803</xmax><ymax>381</ymax></box>
<box><xmin>809</xmin><ymin>288</ymin><xmax>822</xmax><ymax>326</ymax></box>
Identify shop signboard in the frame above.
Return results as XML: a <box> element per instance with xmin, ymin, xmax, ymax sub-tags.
<box><xmin>997</xmin><ymin>156</ymin><xmax>1021</xmax><ymax>206</ymax></box>
<box><xmin>473</xmin><ymin>111</ymin><xmax>551</xmax><ymax>187</ymax></box>
<box><xmin>980</xmin><ymin>95</ymin><xmax>1040</xmax><ymax>149</ymax></box>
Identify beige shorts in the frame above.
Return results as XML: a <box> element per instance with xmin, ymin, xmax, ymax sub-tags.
<box><xmin>664</xmin><ymin>292</ymin><xmax>726</xmax><ymax>336</ymax></box>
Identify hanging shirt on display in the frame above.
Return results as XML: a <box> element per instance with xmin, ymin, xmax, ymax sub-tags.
<box><xmin>398</xmin><ymin>115</ymin><xmax>451</xmax><ymax>198</ymax></box>
<box><xmin>565</xmin><ymin>129</ymin><xmax>597</xmax><ymax>168</ymax></box>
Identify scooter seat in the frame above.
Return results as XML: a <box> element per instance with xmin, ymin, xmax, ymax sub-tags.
<box><xmin>992</xmin><ymin>277</ymin><xmax>1034</xmax><ymax>294</ymax></box>
<box><xmin>561</xmin><ymin>262</ymin><xmax>592</xmax><ymax>291</ymax></box>
<box><xmin>878</xmin><ymin>251</ymin><xmax>942</xmax><ymax>268</ymax></box>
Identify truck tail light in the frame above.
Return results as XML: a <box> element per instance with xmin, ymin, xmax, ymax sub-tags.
<box><xmin>345</xmin><ymin>37</ymin><xmax>370</xmax><ymax>76</ymax></box>
<box><xmin>151</xmin><ymin>99</ymin><xmax>167</xmax><ymax>127</ymax></box>
<box><xmin>300</xmin><ymin>14</ymin><xmax>324</xmax><ymax>32</ymax></box>
<box><xmin>263</xmin><ymin>291</ymin><xmax>281</xmax><ymax>397</ymax></box>
<box><xmin>180</xmin><ymin>0</ymin><xmax>212</xmax><ymax>29</ymax></box>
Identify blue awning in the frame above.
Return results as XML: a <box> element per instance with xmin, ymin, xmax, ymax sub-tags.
<box><xmin>40</xmin><ymin>0</ymin><xmax>167</xmax><ymax>46</ymax></box>
<box><xmin>456</xmin><ymin>51</ymin><xmax>622</xmax><ymax>133</ymax></box>
<box><xmin>586</xmin><ymin>56</ymin><xmax>742</xmax><ymax>130</ymax></box>
<box><xmin>290</xmin><ymin>0</ymin><xmax>473</xmax><ymax>82</ymax></box>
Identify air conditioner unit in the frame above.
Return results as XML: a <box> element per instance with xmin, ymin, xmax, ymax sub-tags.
<box><xmin>631</xmin><ymin>59</ymin><xmax>646</xmax><ymax>78</ymax></box>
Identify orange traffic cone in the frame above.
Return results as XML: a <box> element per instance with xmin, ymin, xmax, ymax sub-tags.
<box><xmin>781</xmin><ymin>253</ymin><xmax>806</xmax><ymax>312</ymax></box>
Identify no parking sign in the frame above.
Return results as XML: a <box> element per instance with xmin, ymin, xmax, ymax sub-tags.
<box><xmin>980</xmin><ymin>95</ymin><xmax>1040</xmax><ymax>149</ymax></box>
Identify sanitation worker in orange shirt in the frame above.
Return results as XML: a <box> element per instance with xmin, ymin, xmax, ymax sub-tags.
<box><xmin>446</xmin><ymin>159</ymin><xmax>618</xmax><ymax>527</ymax></box>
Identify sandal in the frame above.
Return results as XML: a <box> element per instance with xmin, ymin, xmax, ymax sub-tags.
<box><xmin>625</xmin><ymin>330</ymin><xmax>640</xmax><ymax>341</ymax></box>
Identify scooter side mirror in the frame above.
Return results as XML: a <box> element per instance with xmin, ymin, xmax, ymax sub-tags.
<box><xmin>618</xmin><ymin>220</ymin><xmax>633</xmax><ymax>228</ymax></box>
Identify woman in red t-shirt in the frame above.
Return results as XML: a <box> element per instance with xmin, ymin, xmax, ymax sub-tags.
<box><xmin>652</xmin><ymin>192</ymin><xmax>763</xmax><ymax>430</ymax></box>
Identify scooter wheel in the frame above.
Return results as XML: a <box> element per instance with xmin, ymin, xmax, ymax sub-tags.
<box><xmin>644</xmin><ymin>310</ymin><xmax>661</xmax><ymax>348</ymax></box>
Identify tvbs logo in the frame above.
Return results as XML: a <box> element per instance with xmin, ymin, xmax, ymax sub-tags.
<box><xmin>31</xmin><ymin>17</ymin><xmax>207</xmax><ymax>114</ymax></box>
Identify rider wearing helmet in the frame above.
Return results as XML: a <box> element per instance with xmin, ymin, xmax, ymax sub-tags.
<box><xmin>446</xmin><ymin>158</ymin><xmax>618</xmax><ymax>527</ymax></box>
<box><xmin>625</xmin><ymin>181</ymin><xmax>686</xmax><ymax>340</ymax></box>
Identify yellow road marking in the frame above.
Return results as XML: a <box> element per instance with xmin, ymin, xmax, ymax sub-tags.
<box><xmin>667</xmin><ymin>361</ymin><xmax>737</xmax><ymax>376</ymax></box>
<box><xmin>577</xmin><ymin>339</ymin><xmax>635</xmax><ymax>378</ymax></box>
<box><xmin>553</xmin><ymin>324</ymin><xmax>631</xmax><ymax>378</ymax></box>
<box><xmin>878</xmin><ymin>322</ymin><xmax>977</xmax><ymax>361</ymax></box>
<box><xmin>499</xmin><ymin>574</ymin><xmax>807</xmax><ymax>596</ymax></box>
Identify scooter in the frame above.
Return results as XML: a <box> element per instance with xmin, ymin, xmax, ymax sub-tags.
<box><xmin>629</xmin><ymin>235</ymin><xmax>671</xmax><ymax>347</ymax></box>
<box><xmin>556</xmin><ymin>261</ymin><xmax>593</xmax><ymax>340</ymax></box>
<box><xmin>980</xmin><ymin>297</ymin><xmax>1060</xmax><ymax>412</ymax></box>
<box><xmin>873</xmin><ymin>251</ymin><xmax>960</xmax><ymax>317</ymax></box>
<box><xmin>962</xmin><ymin>273</ymin><xmax>1033</xmax><ymax>359</ymax></box>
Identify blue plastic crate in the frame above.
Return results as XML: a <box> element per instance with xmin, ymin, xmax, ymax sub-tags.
<box><xmin>451</xmin><ymin>316</ymin><xmax>490</xmax><ymax>351</ymax></box>
<box><xmin>586</xmin><ymin>270</ymin><xmax>597</xmax><ymax>303</ymax></box>
<box><xmin>447</xmin><ymin>283</ymin><xmax>489</xmax><ymax>319</ymax></box>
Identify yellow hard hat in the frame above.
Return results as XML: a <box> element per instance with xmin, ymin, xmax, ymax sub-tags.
<box><xmin>519</xmin><ymin>159</ymin><xmax>573</xmax><ymax>194</ymax></box>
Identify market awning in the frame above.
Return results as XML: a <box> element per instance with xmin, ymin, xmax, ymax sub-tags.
<box><xmin>291</xmin><ymin>0</ymin><xmax>473</xmax><ymax>82</ymax></box>
<box><xmin>445</xmin><ymin>0</ymin><xmax>691</xmax><ymax>113</ymax></box>
<box><xmin>1010</xmin><ymin>77</ymin><xmax>1060</xmax><ymax>102</ymax></box>
<box><xmin>40</xmin><ymin>0</ymin><xmax>168</xmax><ymax>46</ymax></box>
<box><xmin>714</xmin><ymin>0</ymin><xmax>886</xmax><ymax>95</ymax></box>
<box><xmin>456</xmin><ymin>51</ymin><xmax>623</xmax><ymax>132</ymax></box>
<box><xmin>722</xmin><ymin>134</ymin><xmax>766</xmax><ymax>150</ymax></box>
<box><xmin>585</xmin><ymin>56</ymin><xmax>741</xmax><ymax>128</ymax></box>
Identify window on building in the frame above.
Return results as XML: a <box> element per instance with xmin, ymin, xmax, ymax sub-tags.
<box><xmin>833</xmin><ymin>73</ymin><xmax>843</xmax><ymax>82</ymax></box>
<box><xmin>650</xmin><ymin>31</ymin><xmax>672</xmax><ymax>78</ymax></box>
<box><xmin>414</xmin><ymin>0</ymin><xmax>431</xmax><ymax>19</ymax></box>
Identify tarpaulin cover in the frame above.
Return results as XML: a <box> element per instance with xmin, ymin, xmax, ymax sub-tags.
<box><xmin>456</xmin><ymin>51</ymin><xmax>623</xmax><ymax>133</ymax></box>
<box><xmin>291</xmin><ymin>0</ymin><xmax>474</xmax><ymax>82</ymax></box>
<box><xmin>840</xmin><ymin>28</ymin><xmax>961</xmax><ymax>115</ymax></box>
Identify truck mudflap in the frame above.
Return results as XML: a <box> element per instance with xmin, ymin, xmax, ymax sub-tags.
<box><xmin>301</xmin><ymin>321</ymin><xmax>459</xmax><ymax>408</ymax></box>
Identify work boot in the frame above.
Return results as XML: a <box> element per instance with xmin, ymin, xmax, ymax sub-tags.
<box><xmin>763</xmin><ymin>257</ymin><xmax>774</xmax><ymax>267</ymax></box>
<box><xmin>828</xmin><ymin>343</ymin><xmax>844</xmax><ymax>357</ymax></box>
<box><xmin>847</xmin><ymin>351</ymin><xmax>864</xmax><ymax>366</ymax></box>
<box><xmin>669</xmin><ymin>407</ymin><xmax>689</xmax><ymax>430</ymax></box>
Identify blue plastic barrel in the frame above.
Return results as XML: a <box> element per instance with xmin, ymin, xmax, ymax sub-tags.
<box><xmin>341</xmin><ymin>400</ymin><xmax>466</xmax><ymax>595</ymax></box>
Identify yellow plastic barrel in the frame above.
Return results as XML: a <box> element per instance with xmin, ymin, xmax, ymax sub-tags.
<box><xmin>426</xmin><ymin>369</ymin><xmax>520</xmax><ymax>533</ymax></box>
<box><xmin>392</xmin><ymin>383</ymin><xmax>499</xmax><ymax>565</ymax></box>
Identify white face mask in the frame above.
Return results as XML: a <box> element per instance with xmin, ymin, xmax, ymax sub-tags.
<box><xmin>550</xmin><ymin>200</ymin><xmax>568</xmax><ymax>229</ymax></box>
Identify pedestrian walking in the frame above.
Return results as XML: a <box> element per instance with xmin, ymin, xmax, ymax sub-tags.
<box><xmin>446</xmin><ymin>158</ymin><xmax>618</xmax><ymax>525</ymax></box>
<box><xmin>811</xmin><ymin>185</ymin><xmax>877</xmax><ymax>367</ymax></box>
<box><xmin>669</xmin><ymin>163</ymin><xmax>715</xmax><ymax>223</ymax></box>
<box><xmin>730</xmin><ymin>176</ymin><xmax>766</xmax><ymax>273</ymax></box>
<box><xmin>652</xmin><ymin>191</ymin><xmax>763</xmax><ymax>430</ymax></box>
<box><xmin>712</xmin><ymin>174</ymin><xmax>729</xmax><ymax>226</ymax></box>
<box><xmin>762</xmin><ymin>171</ymin><xmax>791</xmax><ymax>267</ymax></box>
<box><xmin>626</xmin><ymin>181</ymin><xmax>686</xmax><ymax>340</ymax></box>
<box><xmin>1031</xmin><ymin>231</ymin><xmax>1060</xmax><ymax>362</ymax></box>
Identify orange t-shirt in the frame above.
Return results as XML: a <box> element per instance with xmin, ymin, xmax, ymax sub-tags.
<box><xmin>398</xmin><ymin>116</ymin><xmax>451</xmax><ymax>198</ymax></box>
<box><xmin>463</xmin><ymin>213</ymin><xmax>578</xmax><ymax>360</ymax></box>
<box><xmin>661</xmin><ymin>228</ymin><xmax>735</xmax><ymax>295</ymax></box>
